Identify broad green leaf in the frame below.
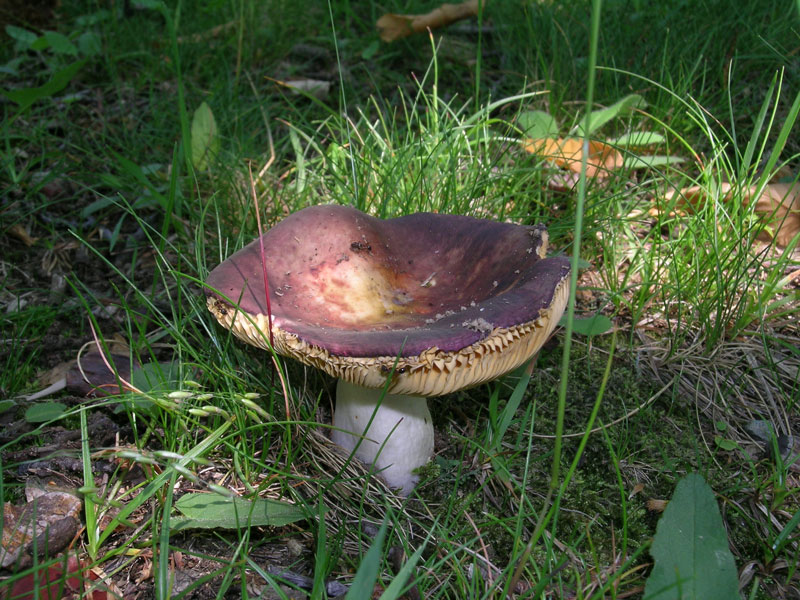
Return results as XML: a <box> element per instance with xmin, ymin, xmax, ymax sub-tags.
<box><xmin>31</xmin><ymin>31</ymin><xmax>78</xmax><ymax>56</ymax></box>
<box><xmin>75</xmin><ymin>10</ymin><xmax>111</xmax><ymax>27</ymax></box>
<box><xmin>517</xmin><ymin>110</ymin><xmax>559</xmax><ymax>139</ymax></box>
<box><xmin>644</xmin><ymin>473</ymin><xmax>739</xmax><ymax>600</ymax></box>
<box><xmin>713</xmin><ymin>436</ymin><xmax>738</xmax><ymax>451</ymax></box>
<box><xmin>131</xmin><ymin>360</ymin><xmax>184</xmax><ymax>393</ymax></box>
<box><xmin>624</xmin><ymin>155</ymin><xmax>685</xmax><ymax>170</ymax></box>
<box><xmin>81</xmin><ymin>195</ymin><xmax>118</xmax><ymax>218</ymax></box>
<box><xmin>98</xmin><ymin>419</ymin><xmax>233</xmax><ymax>547</ymax></box>
<box><xmin>362</xmin><ymin>39</ymin><xmax>380</xmax><ymax>60</ymax></box>
<box><xmin>5</xmin><ymin>25</ymin><xmax>37</xmax><ymax>47</ymax></box>
<box><xmin>345</xmin><ymin>519</ymin><xmax>389</xmax><ymax>600</ymax></box>
<box><xmin>610</xmin><ymin>131</ymin><xmax>666</xmax><ymax>146</ymax></box>
<box><xmin>0</xmin><ymin>57</ymin><xmax>25</xmax><ymax>76</ymax></box>
<box><xmin>0</xmin><ymin>400</ymin><xmax>15</xmax><ymax>413</ymax></box>
<box><xmin>190</xmin><ymin>101</ymin><xmax>219</xmax><ymax>170</ymax></box>
<box><xmin>577</xmin><ymin>94</ymin><xmax>646</xmax><ymax>137</ymax></box>
<box><xmin>77</xmin><ymin>31</ymin><xmax>102</xmax><ymax>57</ymax></box>
<box><xmin>561</xmin><ymin>313</ymin><xmax>613</xmax><ymax>336</ymax></box>
<box><xmin>25</xmin><ymin>401</ymin><xmax>67</xmax><ymax>423</ymax></box>
<box><xmin>170</xmin><ymin>493</ymin><xmax>305</xmax><ymax>531</ymax></box>
<box><xmin>1</xmin><ymin>60</ymin><xmax>85</xmax><ymax>111</ymax></box>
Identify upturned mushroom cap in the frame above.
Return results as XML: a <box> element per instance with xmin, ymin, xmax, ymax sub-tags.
<box><xmin>205</xmin><ymin>205</ymin><xmax>570</xmax><ymax>396</ymax></box>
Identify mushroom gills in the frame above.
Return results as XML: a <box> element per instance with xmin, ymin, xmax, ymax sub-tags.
<box><xmin>332</xmin><ymin>380</ymin><xmax>434</xmax><ymax>496</ymax></box>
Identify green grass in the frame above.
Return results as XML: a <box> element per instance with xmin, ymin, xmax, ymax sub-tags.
<box><xmin>1</xmin><ymin>0</ymin><xmax>799</xmax><ymax>598</ymax></box>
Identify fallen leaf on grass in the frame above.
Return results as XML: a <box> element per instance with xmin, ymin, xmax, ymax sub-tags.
<box><xmin>65</xmin><ymin>352</ymin><xmax>136</xmax><ymax>397</ymax></box>
<box><xmin>663</xmin><ymin>182</ymin><xmax>800</xmax><ymax>247</ymax></box>
<box><xmin>628</xmin><ymin>482</ymin><xmax>645</xmax><ymax>499</ymax></box>
<box><xmin>24</xmin><ymin>401</ymin><xmax>67</xmax><ymax>423</ymax></box>
<box><xmin>644</xmin><ymin>473</ymin><xmax>739</xmax><ymax>600</ymax></box>
<box><xmin>0</xmin><ymin>492</ymin><xmax>81</xmax><ymax>568</ymax></box>
<box><xmin>559</xmin><ymin>313</ymin><xmax>614</xmax><ymax>336</ymax></box>
<box><xmin>608</xmin><ymin>131</ymin><xmax>666</xmax><ymax>149</ymax></box>
<box><xmin>23</xmin><ymin>345</ymin><xmax>134</xmax><ymax>401</ymax></box>
<box><xmin>191</xmin><ymin>101</ymin><xmax>219</xmax><ymax>171</ymax></box>
<box><xmin>576</xmin><ymin>94</ymin><xmax>646</xmax><ymax>137</ymax></box>
<box><xmin>38</xmin><ymin>359</ymin><xmax>76</xmax><ymax>388</ymax></box>
<box><xmin>7</xmin><ymin>224</ymin><xmax>38</xmax><ymax>246</ymax></box>
<box><xmin>170</xmin><ymin>492</ymin><xmax>305</xmax><ymax>531</ymax></box>
<box><xmin>646</xmin><ymin>498</ymin><xmax>668</xmax><ymax>512</ymax></box>
<box><xmin>524</xmin><ymin>137</ymin><xmax>623</xmax><ymax>178</ymax></box>
<box><xmin>1</xmin><ymin>59</ymin><xmax>86</xmax><ymax>112</ymax></box>
<box><xmin>517</xmin><ymin>110</ymin><xmax>559</xmax><ymax>139</ymax></box>
<box><xmin>1</xmin><ymin>555</ymin><xmax>114</xmax><ymax>600</ymax></box>
<box><xmin>377</xmin><ymin>0</ymin><xmax>483</xmax><ymax>42</ymax></box>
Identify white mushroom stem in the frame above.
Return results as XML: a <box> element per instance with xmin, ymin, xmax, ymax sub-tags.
<box><xmin>331</xmin><ymin>380</ymin><xmax>434</xmax><ymax>495</ymax></box>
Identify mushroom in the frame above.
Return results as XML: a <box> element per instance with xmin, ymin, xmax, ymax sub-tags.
<box><xmin>205</xmin><ymin>205</ymin><xmax>570</xmax><ymax>495</ymax></box>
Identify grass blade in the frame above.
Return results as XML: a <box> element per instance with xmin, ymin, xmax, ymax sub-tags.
<box><xmin>345</xmin><ymin>518</ymin><xmax>388</xmax><ymax>600</ymax></box>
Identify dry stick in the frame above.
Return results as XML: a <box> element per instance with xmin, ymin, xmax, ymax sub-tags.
<box><xmin>21</xmin><ymin>379</ymin><xmax>66</xmax><ymax>401</ymax></box>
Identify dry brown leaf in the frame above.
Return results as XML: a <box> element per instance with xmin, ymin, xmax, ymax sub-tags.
<box><xmin>38</xmin><ymin>359</ymin><xmax>76</xmax><ymax>387</ymax></box>
<box><xmin>628</xmin><ymin>482</ymin><xmax>646</xmax><ymax>499</ymax></box>
<box><xmin>0</xmin><ymin>492</ymin><xmax>81</xmax><ymax>568</ymax></box>
<box><xmin>524</xmin><ymin>137</ymin><xmax>623</xmax><ymax>178</ymax></box>
<box><xmin>646</xmin><ymin>498</ymin><xmax>668</xmax><ymax>512</ymax></box>
<box><xmin>1</xmin><ymin>554</ymin><xmax>115</xmax><ymax>600</ymax></box>
<box><xmin>752</xmin><ymin>183</ymin><xmax>800</xmax><ymax>247</ymax></box>
<box><xmin>7</xmin><ymin>223</ymin><xmax>38</xmax><ymax>247</ymax></box>
<box><xmin>377</xmin><ymin>0</ymin><xmax>482</xmax><ymax>42</ymax></box>
<box><xmin>664</xmin><ymin>182</ymin><xmax>800</xmax><ymax>247</ymax></box>
<box><xmin>66</xmin><ymin>352</ymin><xmax>137</xmax><ymax>397</ymax></box>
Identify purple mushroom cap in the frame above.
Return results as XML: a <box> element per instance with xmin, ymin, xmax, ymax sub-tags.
<box><xmin>205</xmin><ymin>205</ymin><xmax>570</xmax><ymax>395</ymax></box>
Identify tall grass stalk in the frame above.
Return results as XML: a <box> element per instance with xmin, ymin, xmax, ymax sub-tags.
<box><xmin>80</xmin><ymin>407</ymin><xmax>99</xmax><ymax>560</ymax></box>
<box><xmin>549</xmin><ymin>0</ymin><xmax>602</xmax><ymax>548</ymax></box>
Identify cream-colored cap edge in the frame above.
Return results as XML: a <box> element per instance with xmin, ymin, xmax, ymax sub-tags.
<box><xmin>207</xmin><ymin>275</ymin><xmax>569</xmax><ymax>396</ymax></box>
